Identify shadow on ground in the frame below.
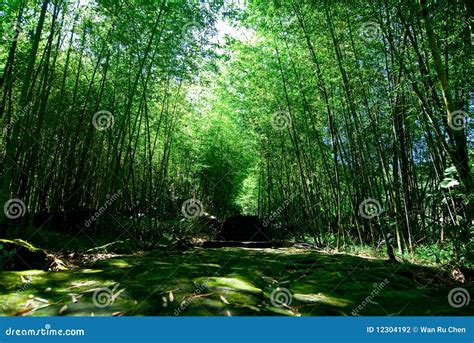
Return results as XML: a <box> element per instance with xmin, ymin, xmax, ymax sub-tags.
<box><xmin>0</xmin><ymin>247</ymin><xmax>472</xmax><ymax>316</ymax></box>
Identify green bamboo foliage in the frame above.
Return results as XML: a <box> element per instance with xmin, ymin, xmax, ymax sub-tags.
<box><xmin>0</xmin><ymin>0</ymin><xmax>472</xmax><ymax>260</ymax></box>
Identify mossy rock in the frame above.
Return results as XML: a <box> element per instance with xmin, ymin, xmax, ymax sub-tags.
<box><xmin>0</xmin><ymin>239</ymin><xmax>49</xmax><ymax>271</ymax></box>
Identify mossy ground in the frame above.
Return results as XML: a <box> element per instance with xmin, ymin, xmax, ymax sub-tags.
<box><xmin>0</xmin><ymin>247</ymin><xmax>472</xmax><ymax>316</ymax></box>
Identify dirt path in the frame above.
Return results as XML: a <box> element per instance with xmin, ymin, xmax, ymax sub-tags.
<box><xmin>0</xmin><ymin>248</ymin><xmax>472</xmax><ymax>316</ymax></box>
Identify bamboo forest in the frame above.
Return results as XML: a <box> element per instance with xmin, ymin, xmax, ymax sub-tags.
<box><xmin>0</xmin><ymin>0</ymin><xmax>472</xmax><ymax>317</ymax></box>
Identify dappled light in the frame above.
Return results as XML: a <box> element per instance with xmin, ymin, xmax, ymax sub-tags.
<box><xmin>1</xmin><ymin>248</ymin><xmax>472</xmax><ymax>316</ymax></box>
<box><xmin>0</xmin><ymin>0</ymin><xmax>472</xmax><ymax>320</ymax></box>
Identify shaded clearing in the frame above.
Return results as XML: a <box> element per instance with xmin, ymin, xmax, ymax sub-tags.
<box><xmin>0</xmin><ymin>246</ymin><xmax>472</xmax><ymax>316</ymax></box>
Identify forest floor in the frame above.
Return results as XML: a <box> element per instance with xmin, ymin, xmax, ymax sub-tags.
<box><xmin>1</xmin><ymin>246</ymin><xmax>472</xmax><ymax>316</ymax></box>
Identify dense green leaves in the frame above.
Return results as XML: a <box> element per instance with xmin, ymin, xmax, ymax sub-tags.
<box><xmin>0</xmin><ymin>0</ymin><xmax>472</xmax><ymax>262</ymax></box>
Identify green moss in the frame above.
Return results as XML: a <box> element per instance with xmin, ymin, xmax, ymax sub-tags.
<box><xmin>0</xmin><ymin>239</ymin><xmax>42</xmax><ymax>252</ymax></box>
<box><xmin>293</xmin><ymin>293</ymin><xmax>352</xmax><ymax>307</ymax></box>
<box><xmin>195</xmin><ymin>276</ymin><xmax>263</xmax><ymax>295</ymax></box>
<box><xmin>1</xmin><ymin>247</ymin><xmax>472</xmax><ymax>316</ymax></box>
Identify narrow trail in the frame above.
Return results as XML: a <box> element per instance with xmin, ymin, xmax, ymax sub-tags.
<box><xmin>1</xmin><ymin>247</ymin><xmax>472</xmax><ymax>316</ymax></box>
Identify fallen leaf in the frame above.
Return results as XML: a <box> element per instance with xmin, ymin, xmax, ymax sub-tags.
<box><xmin>20</xmin><ymin>275</ymin><xmax>32</xmax><ymax>283</ymax></box>
<box><xmin>24</xmin><ymin>300</ymin><xmax>34</xmax><ymax>308</ymax></box>
<box><xmin>67</xmin><ymin>281</ymin><xmax>97</xmax><ymax>290</ymax></box>
<box><xmin>34</xmin><ymin>297</ymin><xmax>49</xmax><ymax>304</ymax></box>
<box><xmin>59</xmin><ymin>305</ymin><xmax>68</xmax><ymax>314</ymax></box>
<box><xmin>220</xmin><ymin>295</ymin><xmax>229</xmax><ymax>304</ymax></box>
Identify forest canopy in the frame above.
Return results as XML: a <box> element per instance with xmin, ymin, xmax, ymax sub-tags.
<box><xmin>0</xmin><ymin>0</ymin><xmax>472</xmax><ymax>264</ymax></box>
